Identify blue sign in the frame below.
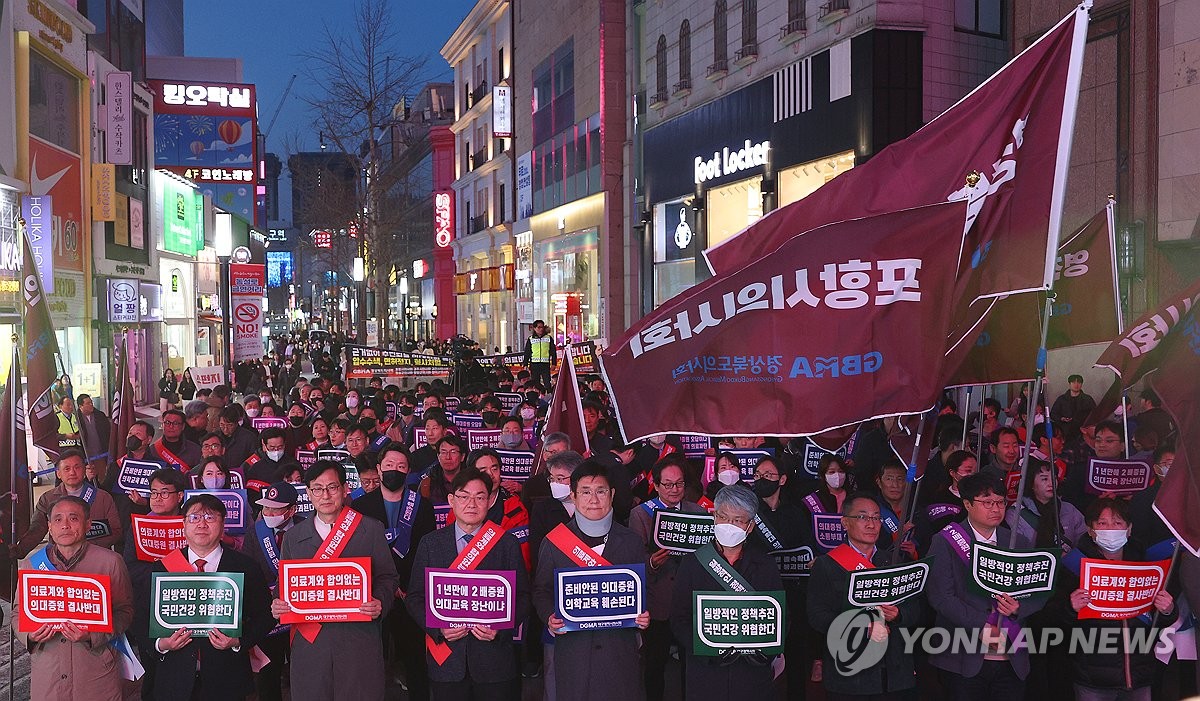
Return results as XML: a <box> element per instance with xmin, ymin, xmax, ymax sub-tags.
<box><xmin>184</xmin><ymin>488</ymin><xmax>248</xmax><ymax>534</ymax></box>
<box><xmin>731</xmin><ymin>449</ymin><xmax>773</xmax><ymax>482</ymax></box>
<box><xmin>496</xmin><ymin>450</ymin><xmax>536</xmax><ymax>481</ymax></box>
<box><xmin>22</xmin><ymin>195</ymin><xmax>53</xmax><ymax>293</ymax></box>
<box><xmin>555</xmin><ymin>564</ymin><xmax>646</xmax><ymax>632</ymax></box>
<box><xmin>452</xmin><ymin>413</ymin><xmax>484</xmax><ymax>430</ymax></box>
<box><xmin>266</xmin><ymin>250</ymin><xmax>293</xmax><ymax>288</ymax></box>
<box><xmin>116</xmin><ymin>458</ymin><xmax>162</xmax><ymax>495</ymax></box>
<box><xmin>813</xmin><ymin>513</ymin><xmax>847</xmax><ymax>551</ymax></box>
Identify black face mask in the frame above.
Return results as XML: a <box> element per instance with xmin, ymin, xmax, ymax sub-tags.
<box><xmin>752</xmin><ymin>478</ymin><xmax>781</xmax><ymax>499</ymax></box>
<box><xmin>398</xmin><ymin>405</ymin><xmax>414</xmax><ymax>416</ymax></box>
<box><xmin>381</xmin><ymin>470</ymin><xmax>407</xmax><ymax>491</ymax></box>
<box><xmin>481</xmin><ymin>411</ymin><xmax>500</xmax><ymax>425</ymax></box>
<box><xmin>359</xmin><ymin>418</ymin><xmax>377</xmax><ymax>432</ymax></box>
<box><xmin>126</xmin><ymin>435</ymin><xmax>143</xmax><ymax>451</ymax></box>
<box><xmin>288</xmin><ymin>415</ymin><xmax>306</xmax><ymax>427</ymax></box>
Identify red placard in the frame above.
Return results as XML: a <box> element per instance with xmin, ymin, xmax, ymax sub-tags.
<box><xmin>1079</xmin><ymin>558</ymin><xmax>1171</xmax><ymax>620</ymax></box>
<box><xmin>131</xmin><ymin>514</ymin><xmax>188</xmax><ymax>562</ymax></box>
<box><xmin>18</xmin><ymin>571</ymin><xmax>114</xmax><ymax>632</ymax></box>
<box><xmin>279</xmin><ymin>558</ymin><xmax>372</xmax><ymax>624</ymax></box>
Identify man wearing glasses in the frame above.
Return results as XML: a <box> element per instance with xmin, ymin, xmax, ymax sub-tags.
<box><xmin>148</xmin><ymin>494</ymin><xmax>274</xmax><ymax>700</ymax></box>
<box><xmin>271</xmin><ymin>460</ymin><xmax>399</xmax><ymax>701</ymax></box>
<box><xmin>13</xmin><ymin>449</ymin><xmax>123</xmax><ymax>558</ymax></box>
<box><xmin>155</xmin><ymin>408</ymin><xmax>202</xmax><ymax>473</ymax></box>
<box><xmin>808</xmin><ymin>493</ymin><xmax>919</xmax><ymax>699</ymax></box>
<box><xmin>928</xmin><ymin>473</ymin><xmax>1044</xmax><ymax>700</ymax></box>
<box><xmin>1063</xmin><ymin>420</ymin><xmax>1127</xmax><ymax>512</ymax></box>
<box><xmin>421</xmin><ymin>436</ymin><xmax>470</xmax><ymax>515</ymax></box>
<box><xmin>629</xmin><ymin>454</ymin><xmax>707</xmax><ymax>701</ymax></box>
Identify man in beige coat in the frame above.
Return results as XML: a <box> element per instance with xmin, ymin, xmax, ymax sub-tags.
<box><xmin>13</xmin><ymin>496</ymin><xmax>135</xmax><ymax>701</ymax></box>
<box><xmin>13</xmin><ymin>449</ymin><xmax>123</xmax><ymax>558</ymax></box>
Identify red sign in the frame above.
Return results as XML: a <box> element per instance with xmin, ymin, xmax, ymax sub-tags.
<box><xmin>131</xmin><ymin>514</ymin><xmax>188</xmax><ymax>561</ymax></box>
<box><xmin>279</xmin><ymin>557</ymin><xmax>372</xmax><ymax>624</ymax></box>
<box><xmin>28</xmin><ymin>137</ymin><xmax>85</xmax><ymax>273</ymax></box>
<box><xmin>1079</xmin><ymin>558</ymin><xmax>1171</xmax><ymax>620</ymax></box>
<box><xmin>434</xmin><ymin>191</ymin><xmax>454</xmax><ymax>247</ymax></box>
<box><xmin>18</xmin><ymin>571</ymin><xmax>114</xmax><ymax>632</ymax></box>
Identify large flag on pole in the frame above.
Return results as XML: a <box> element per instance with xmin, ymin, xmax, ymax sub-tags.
<box><xmin>702</xmin><ymin>3</ymin><xmax>1089</xmax><ymax>303</ymax></box>
<box><xmin>600</xmin><ymin>202</ymin><xmax>967</xmax><ymax>441</ymax></box>
<box><xmin>1047</xmin><ymin>201</ymin><xmax>1122</xmax><ymax>348</ymax></box>
<box><xmin>21</xmin><ymin>218</ymin><xmax>68</xmax><ymax>462</ymax></box>
<box><xmin>944</xmin><ymin>293</ymin><xmax>1042</xmax><ymax>388</ymax></box>
<box><xmin>0</xmin><ymin>345</ymin><xmax>32</xmax><ymax>601</ymax></box>
<box><xmin>541</xmin><ymin>348</ymin><xmax>590</xmax><ymax>459</ymax></box>
<box><xmin>108</xmin><ymin>332</ymin><xmax>137</xmax><ymax>467</ymax></box>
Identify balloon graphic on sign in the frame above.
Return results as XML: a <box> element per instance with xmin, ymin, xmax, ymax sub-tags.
<box><xmin>217</xmin><ymin>120</ymin><xmax>242</xmax><ymax>148</ymax></box>
<box><xmin>189</xmin><ymin>141</ymin><xmax>205</xmax><ymax>157</ymax></box>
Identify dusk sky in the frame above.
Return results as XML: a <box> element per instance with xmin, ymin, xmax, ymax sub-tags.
<box><xmin>183</xmin><ymin>0</ymin><xmax>477</xmax><ymax>220</ymax></box>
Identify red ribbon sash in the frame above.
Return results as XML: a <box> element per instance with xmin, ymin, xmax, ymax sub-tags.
<box><xmin>546</xmin><ymin>523</ymin><xmax>612</xmax><ymax>567</ymax></box>
<box><xmin>828</xmin><ymin>543</ymin><xmax>875</xmax><ymax>572</ymax></box>
<box><xmin>428</xmin><ymin>521</ymin><xmax>506</xmax><ymax>664</ymax></box>
<box><xmin>294</xmin><ymin>508</ymin><xmax>363</xmax><ymax>643</ymax></box>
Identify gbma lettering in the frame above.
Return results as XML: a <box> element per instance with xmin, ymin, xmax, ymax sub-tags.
<box><xmin>790</xmin><ymin>352</ymin><xmax>882</xmax><ymax>379</ymax></box>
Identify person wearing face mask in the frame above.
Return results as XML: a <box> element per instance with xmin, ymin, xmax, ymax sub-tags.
<box><xmin>243</xmin><ymin>395</ymin><xmax>263</xmax><ymax>421</ymax></box>
<box><xmin>533</xmin><ymin>461</ymin><xmax>650</xmax><ymax>701</ymax></box>
<box><xmin>914</xmin><ymin>450</ymin><xmax>979</xmax><ymax>554</ymax></box>
<box><xmin>479</xmin><ymin>397</ymin><xmax>504</xmax><ymax>430</ymax></box>
<box><xmin>1128</xmin><ymin>444</ymin><xmax>1176</xmax><ymax>552</ymax></box>
<box><xmin>108</xmin><ymin>420</ymin><xmax>171</xmax><ymax>512</ymax></box>
<box><xmin>1061</xmin><ymin>498</ymin><xmax>1176</xmax><ymax>701</ymax></box>
<box><xmin>386</xmin><ymin>394</ymin><xmax>420</xmax><ymax>448</ymax></box>
<box><xmin>283</xmin><ymin>401</ymin><xmax>314</xmax><ymax>454</ymax></box>
<box><xmin>629</xmin><ymin>455</ymin><xmax>707</xmax><ymax>701</ymax></box>
<box><xmin>670</xmin><ymin>484</ymin><xmax>784</xmax><ymax>701</ymax></box>
<box><xmin>803</xmin><ymin>455</ymin><xmax>852</xmax><ymax>539</ymax></box>
<box><xmin>351</xmin><ymin>442</ymin><xmax>437</xmax><ymax>701</ymax></box>
<box><xmin>340</xmin><ymin>389</ymin><xmax>365</xmax><ymax>422</ymax></box>
<box><xmin>192</xmin><ymin>458</ymin><xmax>238</xmax><ymax>490</ymax></box>
<box><xmin>703</xmin><ymin>452</ymin><xmax>744</xmax><ymax>505</ymax></box>
<box><xmin>241</xmin><ymin>428</ymin><xmax>290</xmax><ymax>501</ymax></box>
<box><xmin>515</xmin><ymin>401</ymin><xmax>540</xmax><ymax>431</ymax></box>
<box><xmin>498</xmin><ymin>417</ymin><xmax>533</xmax><ymax>452</ymax></box>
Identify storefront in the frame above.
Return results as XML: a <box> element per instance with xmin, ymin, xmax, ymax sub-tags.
<box><xmin>640</xmin><ymin>29</ymin><xmax>922</xmax><ymax>313</ymax></box>
<box><xmin>454</xmin><ymin>260</ymin><xmax>515</xmax><ymax>352</ymax></box>
<box><xmin>0</xmin><ymin>186</ymin><xmax>23</xmax><ymax>376</ymax></box>
<box><xmin>529</xmin><ymin>192</ymin><xmax>604</xmax><ymax>344</ymax></box>
<box><xmin>160</xmin><ymin>256</ymin><xmax>195</xmax><ymax>370</ymax></box>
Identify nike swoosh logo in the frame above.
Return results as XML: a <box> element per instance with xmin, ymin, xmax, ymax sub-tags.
<box><xmin>30</xmin><ymin>152</ymin><xmax>70</xmax><ymax>195</ymax></box>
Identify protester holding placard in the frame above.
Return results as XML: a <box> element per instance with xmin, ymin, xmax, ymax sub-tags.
<box><xmin>808</xmin><ymin>494</ymin><xmax>921</xmax><ymax>699</ymax></box>
<box><xmin>351</xmin><ymin>443</ymin><xmax>437</xmax><ymax>701</ymax></box>
<box><xmin>914</xmin><ymin>450</ymin><xmax>978</xmax><ymax>555</ymax></box>
<box><xmin>469</xmin><ymin>448</ymin><xmax>533</xmax><ymax>568</ymax></box>
<box><xmin>270</xmin><ymin>460</ymin><xmax>399</xmax><ymax>701</ymax></box>
<box><xmin>1060</xmin><ymin>498</ymin><xmax>1176</xmax><ymax>700</ymax></box>
<box><xmin>1004</xmin><ymin>458</ymin><xmax>1087</xmax><ymax>552</ymax></box>
<box><xmin>147</xmin><ymin>494</ymin><xmax>274</xmax><ymax>701</ymax></box>
<box><xmin>927</xmin><ymin>473</ymin><xmax>1044</xmax><ymax>699</ymax></box>
<box><xmin>155</xmin><ymin>409</ymin><xmax>202</xmax><ymax>473</ymax></box>
<box><xmin>107</xmin><ymin>419</ymin><xmax>170</xmax><ymax>509</ymax></box>
<box><xmin>629</xmin><ymin>454</ymin><xmax>709</xmax><ymax>701</ymax></box>
<box><xmin>407</xmin><ymin>467</ymin><xmax>531</xmax><ymax>701</ymax></box>
<box><xmin>670</xmin><ymin>484</ymin><xmax>783</xmax><ymax>701</ymax></box>
<box><xmin>1064</xmin><ymin>420</ymin><xmax>1126</xmax><ymax>512</ymax></box>
<box><xmin>14</xmin><ymin>496</ymin><xmax>134</xmax><ymax>701</ymax></box>
<box><xmin>533</xmin><ymin>461</ymin><xmax>650</xmax><ymax>701</ymax></box>
<box><xmin>241</xmin><ymin>427</ymin><xmax>291</xmax><ymax>498</ymax></box>
<box><xmin>283</xmin><ymin>402</ymin><xmax>314</xmax><ymax>455</ymax></box>
<box><xmin>14</xmin><ymin>450</ymin><xmax>123</xmax><ymax>558</ymax></box>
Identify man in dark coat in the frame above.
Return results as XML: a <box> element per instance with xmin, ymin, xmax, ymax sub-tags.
<box><xmin>271</xmin><ymin>460</ymin><xmax>400</xmax><ymax>701</ymax></box>
<box><xmin>406</xmin><ymin>468</ymin><xmax>531</xmax><ymax>700</ymax></box>
<box><xmin>149</xmin><ymin>494</ymin><xmax>274</xmax><ymax>700</ymax></box>
<box><xmin>533</xmin><ymin>461</ymin><xmax>650</xmax><ymax>701</ymax></box>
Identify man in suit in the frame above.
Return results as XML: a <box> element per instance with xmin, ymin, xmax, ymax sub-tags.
<box><xmin>352</xmin><ymin>443</ymin><xmax>437</xmax><ymax>701</ymax></box>
<box><xmin>407</xmin><ymin>467</ymin><xmax>531</xmax><ymax>700</ymax></box>
<box><xmin>149</xmin><ymin>494</ymin><xmax>274</xmax><ymax>700</ymax></box>
<box><xmin>927</xmin><ymin>473</ymin><xmax>1045</xmax><ymax>700</ymax></box>
<box><xmin>270</xmin><ymin>460</ymin><xmax>399</xmax><ymax>701</ymax></box>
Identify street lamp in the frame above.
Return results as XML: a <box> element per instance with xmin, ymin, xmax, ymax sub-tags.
<box><xmin>214</xmin><ymin>212</ymin><xmax>234</xmax><ymax>384</ymax></box>
<box><xmin>399</xmin><ymin>276</ymin><xmax>409</xmax><ymax>345</ymax></box>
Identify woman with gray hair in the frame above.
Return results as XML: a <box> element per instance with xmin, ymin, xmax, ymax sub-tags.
<box><xmin>669</xmin><ymin>484</ymin><xmax>784</xmax><ymax>700</ymax></box>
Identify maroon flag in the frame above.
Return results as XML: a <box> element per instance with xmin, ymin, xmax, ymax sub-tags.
<box><xmin>108</xmin><ymin>333</ymin><xmax>137</xmax><ymax>466</ymax></box>
<box><xmin>21</xmin><ymin>222</ymin><xmax>67</xmax><ymax>462</ymax></box>
<box><xmin>541</xmin><ymin>349</ymin><xmax>590</xmax><ymax>458</ymax></box>
<box><xmin>1087</xmin><ymin>278</ymin><xmax>1200</xmax><ymax>425</ymax></box>
<box><xmin>1048</xmin><ymin>202</ymin><xmax>1121</xmax><ymax>349</ymax></box>
<box><xmin>601</xmin><ymin>202</ymin><xmax>966</xmax><ymax>440</ymax></box>
<box><xmin>945</xmin><ymin>293</ymin><xmax>1042</xmax><ymax>388</ymax></box>
<box><xmin>0</xmin><ymin>347</ymin><xmax>32</xmax><ymax>601</ymax></box>
<box><xmin>703</xmin><ymin>5</ymin><xmax>1088</xmax><ymax>303</ymax></box>
<box><xmin>1144</xmin><ymin>305</ymin><xmax>1200</xmax><ymax>554</ymax></box>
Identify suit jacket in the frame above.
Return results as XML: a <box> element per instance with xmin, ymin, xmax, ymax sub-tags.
<box><xmin>405</xmin><ymin>525</ymin><xmax>531</xmax><ymax>683</ymax></box>
<box><xmin>528</xmin><ymin>497</ymin><xmax>571</xmax><ymax>573</ymax></box>
<box><xmin>926</xmin><ymin>523</ymin><xmax>1044</xmax><ymax>679</ymax></box>
<box><xmin>628</xmin><ymin>500</ymin><xmax>708</xmax><ymax>619</ymax></box>
<box><xmin>148</xmin><ymin>547</ymin><xmax>273</xmax><ymax>700</ymax></box>
<box><xmin>351</xmin><ymin>486</ymin><xmax>437</xmax><ymax>589</ymax></box>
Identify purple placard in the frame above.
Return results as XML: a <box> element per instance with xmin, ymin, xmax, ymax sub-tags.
<box><xmin>1086</xmin><ymin>459</ymin><xmax>1153</xmax><ymax>495</ymax></box>
<box><xmin>295</xmin><ymin>449</ymin><xmax>316</xmax><ymax>469</ymax></box>
<box><xmin>424</xmin><ymin>569</ymin><xmax>516</xmax><ymax>629</ymax></box>
<box><xmin>251</xmin><ymin>416</ymin><xmax>287</xmax><ymax>431</ymax></box>
<box><xmin>434</xmin><ymin>503</ymin><xmax>452</xmax><ymax>529</ymax></box>
<box><xmin>813</xmin><ymin>513</ymin><xmax>847</xmax><ymax>550</ymax></box>
<box><xmin>444</xmin><ymin>396</ymin><xmax>461</xmax><ymax>412</ymax></box>
<box><xmin>453</xmin><ymin>413</ymin><xmax>484</xmax><ymax>430</ymax></box>
<box><xmin>679</xmin><ymin>434</ymin><xmax>711</xmax><ymax>459</ymax></box>
<box><xmin>183</xmin><ymin>488</ymin><xmax>248</xmax><ymax>534</ymax></box>
<box><xmin>468</xmin><ymin>429</ymin><xmax>502</xmax><ymax>451</ymax></box>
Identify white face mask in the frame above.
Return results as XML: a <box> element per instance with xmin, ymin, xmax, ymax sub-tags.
<box><xmin>266</xmin><ymin>449</ymin><xmax>285</xmax><ymax>462</ymax></box>
<box><xmin>246</xmin><ymin>408</ymin><xmax>260</xmax><ymax>418</ymax></box>
<box><xmin>717</xmin><ymin>470</ymin><xmax>741</xmax><ymax>486</ymax></box>
<box><xmin>346</xmin><ymin>396</ymin><xmax>359</xmax><ymax>409</ymax></box>
<box><xmin>825</xmin><ymin>472</ymin><xmax>846</xmax><ymax>490</ymax></box>
<box><xmin>550</xmin><ymin>482</ymin><xmax>572</xmax><ymax>500</ymax></box>
<box><xmin>263</xmin><ymin>514</ymin><xmax>288</xmax><ymax>529</ymax></box>
<box><xmin>202</xmin><ymin>475</ymin><xmax>223</xmax><ymax>490</ymax></box>
<box><xmin>260</xmin><ymin>395</ymin><xmax>272</xmax><ymax>404</ymax></box>
<box><xmin>714</xmin><ymin>523</ymin><xmax>748</xmax><ymax>548</ymax></box>
<box><xmin>1094</xmin><ymin>529</ymin><xmax>1130</xmax><ymax>552</ymax></box>
<box><xmin>520</xmin><ymin>408</ymin><xmax>536</xmax><ymax>420</ymax></box>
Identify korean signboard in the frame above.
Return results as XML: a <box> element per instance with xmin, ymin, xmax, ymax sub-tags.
<box><xmin>104</xmin><ymin>71</ymin><xmax>133</xmax><ymax>165</ymax></box>
<box><xmin>230</xmin><ymin>263</ymin><xmax>265</xmax><ymax>362</ymax></box>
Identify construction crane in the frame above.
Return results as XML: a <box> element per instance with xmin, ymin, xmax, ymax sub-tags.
<box><xmin>263</xmin><ymin>74</ymin><xmax>298</xmax><ymax>146</ymax></box>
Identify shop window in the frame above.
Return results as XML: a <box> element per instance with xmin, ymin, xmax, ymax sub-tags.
<box><xmin>955</xmin><ymin>0</ymin><xmax>1003</xmax><ymax>37</ymax></box>
<box><xmin>678</xmin><ymin>21</ymin><xmax>692</xmax><ymax>88</ymax></box>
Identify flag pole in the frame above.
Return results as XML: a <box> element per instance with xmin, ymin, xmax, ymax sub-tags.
<box><xmin>961</xmin><ymin>386</ymin><xmax>973</xmax><ymax>448</ymax></box>
<box><xmin>1009</xmin><ymin>293</ymin><xmax>1055</xmax><ymax>549</ymax></box>
<box><xmin>976</xmin><ymin>393</ymin><xmax>986</xmax><ymax>465</ymax></box>
<box><xmin>893</xmin><ymin>414</ymin><xmax>928</xmax><ymax>566</ymax></box>
<box><xmin>8</xmin><ymin>336</ymin><xmax>18</xmax><ymax>701</ymax></box>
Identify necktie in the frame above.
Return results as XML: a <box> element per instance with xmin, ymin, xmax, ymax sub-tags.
<box><xmin>195</xmin><ymin>559</ymin><xmax>207</xmax><ymax>572</ymax></box>
<box><xmin>460</xmin><ymin>533</ymin><xmax>471</xmax><ymax>552</ymax></box>
<box><xmin>276</xmin><ymin>528</ymin><xmax>286</xmax><ymax>552</ymax></box>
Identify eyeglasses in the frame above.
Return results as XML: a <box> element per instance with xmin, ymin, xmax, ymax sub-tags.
<box><xmin>452</xmin><ymin>493</ymin><xmax>489</xmax><ymax>503</ymax></box>
<box><xmin>161</xmin><ymin>420</ymin><xmax>183</xmax><ymax>426</ymax></box>
<box><xmin>577</xmin><ymin>488</ymin><xmax>611</xmax><ymax>499</ymax></box>
<box><xmin>971</xmin><ymin>498</ymin><xmax>1007</xmax><ymax>509</ymax></box>
<box><xmin>149</xmin><ymin>489</ymin><xmax>180</xmax><ymax>499</ymax></box>
<box><xmin>658</xmin><ymin>480</ymin><xmax>685</xmax><ymax>489</ymax></box>
<box><xmin>307</xmin><ymin>484</ymin><xmax>343</xmax><ymax>496</ymax></box>
<box><xmin>752</xmin><ymin>473</ymin><xmax>780</xmax><ymax>482</ymax></box>
<box><xmin>185</xmin><ymin>512</ymin><xmax>221</xmax><ymax>523</ymax></box>
<box><xmin>548</xmin><ymin>475</ymin><xmax>571</xmax><ymax>485</ymax></box>
<box><xmin>846</xmin><ymin>514</ymin><xmax>882</xmax><ymax>524</ymax></box>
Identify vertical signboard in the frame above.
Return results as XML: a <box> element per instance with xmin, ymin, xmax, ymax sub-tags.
<box><xmin>129</xmin><ymin>196</ymin><xmax>144</xmax><ymax>249</ymax></box>
<box><xmin>21</xmin><ymin>195</ymin><xmax>53</xmax><ymax>292</ymax></box>
<box><xmin>92</xmin><ymin>163</ymin><xmax>116</xmax><ymax>220</ymax></box>
<box><xmin>104</xmin><ymin>71</ymin><xmax>133</xmax><ymax>165</ymax></box>
<box><xmin>492</xmin><ymin>85</ymin><xmax>512</xmax><ymax>138</ymax></box>
<box><xmin>434</xmin><ymin>190</ymin><xmax>454</xmax><ymax>248</ymax></box>
<box><xmin>516</xmin><ymin>152</ymin><xmax>533</xmax><ymax>220</ymax></box>
<box><xmin>229</xmin><ymin>263</ymin><xmax>265</xmax><ymax>362</ymax></box>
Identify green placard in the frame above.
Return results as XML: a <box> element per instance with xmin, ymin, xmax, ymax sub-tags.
<box><xmin>847</xmin><ymin>558</ymin><xmax>932</xmax><ymax>607</ymax></box>
<box><xmin>692</xmin><ymin>591</ymin><xmax>786</xmax><ymax>656</ymax></box>
<box><xmin>149</xmin><ymin>571</ymin><xmax>244</xmax><ymax>638</ymax></box>
<box><xmin>969</xmin><ymin>542</ymin><xmax>1057</xmax><ymax>599</ymax></box>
